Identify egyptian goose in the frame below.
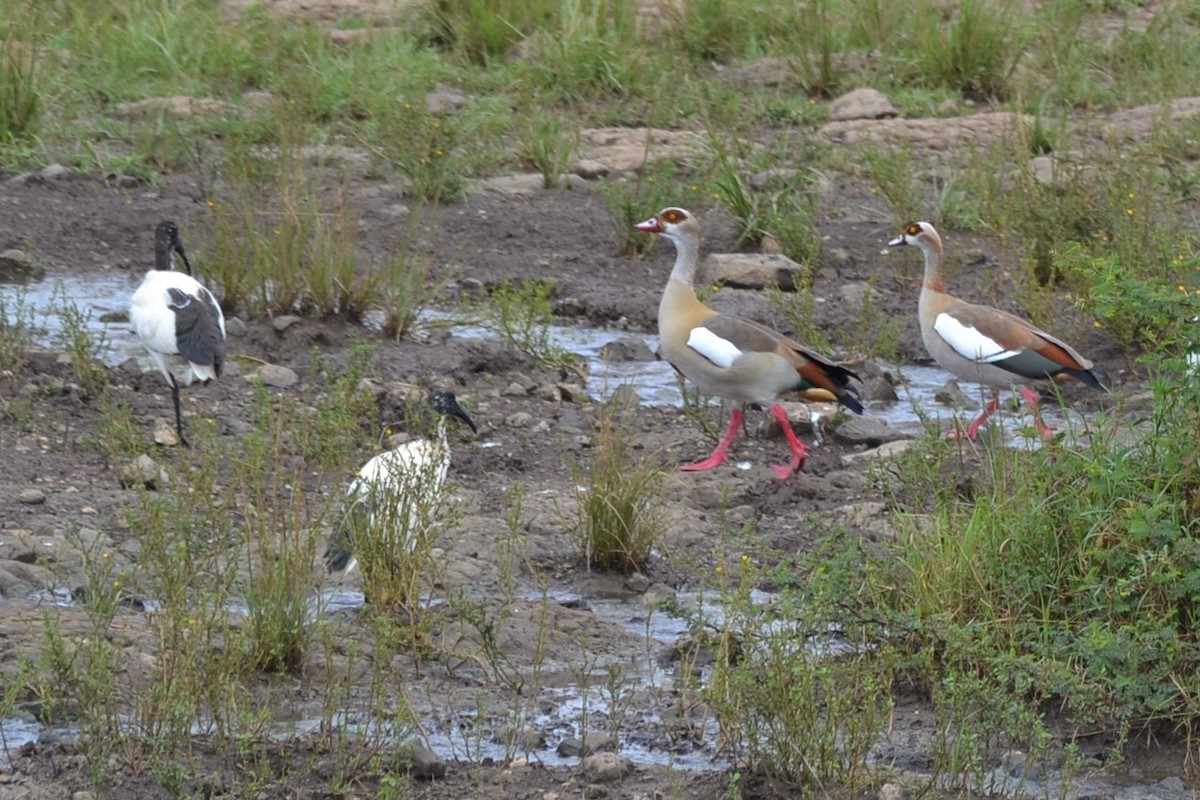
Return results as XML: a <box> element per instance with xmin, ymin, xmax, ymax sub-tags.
<box><xmin>129</xmin><ymin>221</ymin><xmax>226</xmax><ymax>446</ymax></box>
<box><xmin>325</xmin><ymin>390</ymin><xmax>477</xmax><ymax>575</ymax></box>
<box><xmin>635</xmin><ymin>207</ymin><xmax>863</xmax><ymax>478</ymax></box>
<box><xmin>888</xmin><ymin>221</ymin><xmax>1106</xmax><ymax>439</ymax></box>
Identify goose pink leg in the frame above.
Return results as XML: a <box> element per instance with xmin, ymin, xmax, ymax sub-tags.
<box><xmin>1020</xmin><ymin>387</ymin><xmax>1055</xmax><ymax>437</ymax></box>
<box><xmin>769</xmin><ymin>403</ymin><xmax>808</xmax><ymax>479</ymax></box>
<box><xmin>948</xmin><ymin>396</ymin><xmax>1000</xmax><ymax>440</ymax></box>
<box><xmin>680</xmin><ymin>408</ymin><xmax>744</xmax><ymax>472</ymax></box>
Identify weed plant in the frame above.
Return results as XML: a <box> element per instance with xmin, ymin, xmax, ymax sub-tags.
<box><xmin>573</xmin><ymin>397</ymin><xmax>667</xmax><ymax>573</ymax></box>
<box><xmin>0</xmin><ymin>285</ymin><xmax>33</xmax><ymax>375</ymax></box>
<box><xmin>52</xmin><ymin>287</ymin><xmax>109</xmax><ymax>397</ymax></box>
<box><xmin>472</xmin><ymin>278</ymin><xmax>574</xmax><ymax>371</ymax></box>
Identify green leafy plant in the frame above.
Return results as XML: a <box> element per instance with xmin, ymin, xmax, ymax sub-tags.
<box><xmin>573</xmin><ymin>397</ymin><xmax>667</xmax><ymax>573</ymax></box>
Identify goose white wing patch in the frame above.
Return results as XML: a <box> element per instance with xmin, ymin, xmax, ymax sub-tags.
<box><xmin>934</xmin><ymin>313</ymin><xmax>1022</xmax><ymax>363</ymax></box>
<box><xmin>687</xmin><ymin>327</ymin><xmax>742</xmax><ymax>369</ymax></box>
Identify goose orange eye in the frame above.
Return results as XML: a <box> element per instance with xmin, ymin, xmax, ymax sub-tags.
<box><xmin>664</xmin><ymin>210</ymin><xmax>680</xmax><ymax>222</ymax></box>
<box><xmin>906</xmin><ymin>224</ymin><xmax>920</xmax><ymax>235</ymax></box>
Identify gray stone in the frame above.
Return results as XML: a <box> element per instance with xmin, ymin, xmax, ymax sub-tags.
<box><xmin>841</xmin><ymin>440</ymin><xmax>915</xmax><ymax>466</ymax></box>
<box><xmin>395</xmin><ymin>742</ymin><xmax>446</xmax><ymax>780</ymax></box>
<box><xmin>830</xmin><ymin>88</ymin><xmax>898</xmax><ymax>121</ymax></box>
<box><xmin>556</xmin><ymin>383</ymin><xmax>585</xmax><ymax>403</ymax></box>
<box><xmin>701</xmin><ymin>253</ymin><xmax>804</xmax><ymax>291</ymax></box>
<box><xmin>502</xmin><ymin>381</ymin><xmax>529</xmax><ymax>397</ymax></box>
<box><xmin>506</xmin><ymin>411</ymin><xmax>534</xmax><ymax>428</ymax></box>
<box><xmin>253</xmin><ymin>364</ymin><xmax>299</xmax><ymax>388</ymax></box>
<box><xmin>153</xmin><ymin>419</ymin><xmax>180</xmax><ymax>447</ymax></box>
<box><xmin>18</xmin><ymin>488</ymin><xmax>46</xmax><ymax>505</ymax></box>
<box><xmin>934</xmin><ymin>379</ymin><xmax>979</xmax><ymax>409</ymax></box>
<box><xmin>834</xmin><ymin>416</ymin><xmax>909</xmax><ymax>446</ymax></box>
<box><xmin>0</xmin><ymin>249</ymin><xmax>45</xmax><ymax>284</ymax></box>
<box><xmin>474</xmin><ymin>173</ymin><xmax>545</xmax><ymax>196</ymax></box>
<box><xmin>224</xmin><ymin>317</ymin><xmax>248</xmax><ymax>336</ymax></box>
<box><xmin>578</xmin><ymin>127</ymin><xmax>705</xmax><ymax>174</ymax></box>
<box><xmin>120</xmin><ymin>454</ymin><xmax>168</xmax><ymax>490</ymax></box>
<box><xmin>580</xmin><ymin>752</ymin><xmax>632</xmax><ymax>782</ymax></box>
<box><xmin>272</xmin><ymin>315</ymin><xmax>302</xmax><ymax>332</ymax></box>
<box><xmin>599</xmin><ymin>337</ymin><xmax>654</xmax><ymax>362</ymax></box>
<box><xmin>425</xmin><ymin>89</ymin><xmax>467</xmax><ymax>115</ymax></box>
<box><xmin>878</xmin><ymin>781</ymin><xmax>906</xmax><ymax>800</ymax></box>
<box><xmin>573</xmin><ymin>158</ymin><xmax>609</xmax><ymax>179</ymax></box>
<box><xmin>821</xmin><ymin>111</ymin><xmax>1034</xmax><ymax>151</ymax></box>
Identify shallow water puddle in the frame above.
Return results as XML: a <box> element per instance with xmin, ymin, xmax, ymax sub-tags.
<box><xmin>4</xmin><ymin>271</ymin><xmax>141</xmax><ymax>366</ymax></box>
<box><xmin>6</xmin><ymin>271</ymin><xmax>1078</xmax><ymax>440</ymax></box>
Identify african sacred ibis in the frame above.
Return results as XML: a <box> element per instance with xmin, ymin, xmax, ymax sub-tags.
<box><xmin>130</xmin><ymin>221</ymin><xmax>226</xmax><ymax>446</ymax></box>
<box><xmin>325</xmin><ymin>389</ymin><xmax>477</xmax><ymax>575</ymax></box>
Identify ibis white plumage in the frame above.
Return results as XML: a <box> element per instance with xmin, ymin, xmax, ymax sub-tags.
<box><xmin>129</xmin><ymin>221</ymin><xmax>226</xmax><ymax>446</ymax></box>
<box><xmin>325</xmin><ymin>390</ymin><xmax>477</xmax><ymax>575</ymax></box>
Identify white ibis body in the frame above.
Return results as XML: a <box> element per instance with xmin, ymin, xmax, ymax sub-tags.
<box><xmin>129</xmin><ymin>221</ymin><xmax>226</xmax><ymax>446</ymax></box>
<box><xmin>325</xmin><ymin>390</ymin><xmax>477</xmax><ymax>575</ymax></box>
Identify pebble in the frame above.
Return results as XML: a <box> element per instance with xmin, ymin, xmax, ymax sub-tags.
<box><xmin>506</xmin><ymin>411</ymin><xmax>534</xmax><ymax>428</ymax></box>
<box><xmin>580</xmin><ymin>752</ymin><xmax>632</xmax><ymax>782</ymax></box>
<box><xmin>153</xmin><ymin>419</ymin><xmax>180</xmax><ymax>447</ymax></box>
<box><xmin>253</xmin><ymin>364</ymin><xmax>299</xmax><ymax>388</ymax></box>
<box><xmin>18</xmin><ymin>488</ymin><xmax>46</xmax><ymax>505</ymax></box>
<box><xmin>272</xmin><ymin>315</ymin><xmax>302</xmax><ymax>332</ymax></box>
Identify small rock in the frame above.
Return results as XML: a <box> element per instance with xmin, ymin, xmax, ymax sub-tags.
<box><xmin>556</xmin><ymin>383</ymin><xmax>585</xmax><ymax>403</ymax></box>
<box><xmin>425</xmin><ymin>89</ymin><xmax>467</xmax><ymax>115</ymax></box>
<box><xmin>879</xmin><ymin>781</ymin><xmax>906</xmax><ymax>800</ymax></box>
<box><xmin>833</xmin><ymin>416</ymin><xmax>909</xmax><ymax>446</ymax></box>
<box><xmin>253</xmin><ymin>364</ymin><xmax>299</xmax><ymax>388</ymax></box>
<box><xmin>580</xmin><ymin>752</ymin><xmax>632</xmax><ymax>782</ymax></box>
<box><xmin>153</xmin><ymin>419</ymin><xmax>180</xmax><ymax>447</ymax></box>
<box><xmin>224</xmin><ymin>317</ymin><xmax>248</xmax><ymax>336</ymax></box>
<box><xmin>18</xmin><ymin>488</ymin><xmax>46</xmax><ymax>505</ymax></box>
<box><xmin>272</xmin><ymin>315</ymin><xmax>302</xmax><ymax>333</ymax></box>
<box><xmin>829</xmin><ymin>87</ymin><xmax>898</xmax><ymax>121</ymax></box>
<box><xmin>625</xmin><ymin>573</ymin><xmax>652</xmax><ymax>593</ymax></box>
<box><xmin>99</xmin><ymin>310</ymin><xmax>129</xmax><ymax>323</ymax></box>
<box><xmin>573</xmin><ymin>159</ymin><xmax>609</xmax><ymax>179</ymax></box>
<box><xmin>701</xmin><ymin>253</ymin><xmax>804</xmax><ymax>291</ymax></box>
<box><xmin>502</xmin><ymin>382</ymin><xmax>529</xmax><ymax>396</ymax></box>
<box><xmin>840</xmin><ymin>440</ymin><xmax>914</xmax><ymax>466</ymax></box>
<box><xmin>120</xmin><ymin>454</ymin><xmax>168</xmax><ymax>490</ymax></box>
<box><xmin>405</xmin><ymin>743</ymin><xmax>446</xmax><ymax>781</ymax></box>
<box><xmin>934</xmin><ymin>379</ymin><xmax>978</xmax><ymax>410</ymax></box>
<box><xmin>506</xmin><ymin>411</ymin><xmax>534</xmax><ymax>428</ymax></box>
<box><xmin>535</xmin><ymin>385</ymin><xmax>562</xmax><ymax>402</ymax></box>
<box><xmin>599</xmin><ymin>337</ymin><xmax>654</xmax><ymax>362</ymax></box>
<box><xmin>474</xmin><ymin>173</ymin><xmax>545</xmax><ymax>196</ymax></box>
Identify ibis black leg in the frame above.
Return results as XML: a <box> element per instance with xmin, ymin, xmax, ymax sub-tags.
<box><xmin>169</xmin><ymin>374</ymin><xmax>190</xmax><ymax>447</ymax></box>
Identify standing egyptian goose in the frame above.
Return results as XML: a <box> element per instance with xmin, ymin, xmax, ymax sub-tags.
<box><xmin>888</xmin><ymin>221</ymin><xmax>1106</xmax><ymax>439</ymax></box>
<box><xmin>325</xmin><ymin>390</ymin><xmax>477</xmax><ymax>576</ymax></box>
<box><xmin>129</xmin><ymin>221</ymin><xmax>226</xmax><ymax>446</ymax></box>
<box><xmin>635</xmin><ymin>207</ymin><xmax>863</xmax><ymax>478</ymax></box>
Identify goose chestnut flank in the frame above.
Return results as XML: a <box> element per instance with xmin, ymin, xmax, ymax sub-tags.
<box><xmin>129</xmin><ymin>220</ymin><xmax>226</xmax><ymax>446</ymax></box>
<box><xmin>325</xmin><ymin>389</ymin><xmax>477</xmax><ymax>576</ymax></box>
<box><xmin>635</xmin><ymin>207</ymin><xmax>863</xmax><ymax>479</ymax></box>
<box><xmin>888</xmin><ymin>221</ymin><xmax>1106</xmax><ymax>440</ymax></box>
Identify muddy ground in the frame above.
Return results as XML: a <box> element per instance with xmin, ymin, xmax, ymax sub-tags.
<box><xmin>0</xmin><ymin>162</ymin><xmax>1161</xmax><ymax>799</ymax></box>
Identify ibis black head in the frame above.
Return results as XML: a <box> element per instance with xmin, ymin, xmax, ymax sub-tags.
<box><xmin>428</xmin><ymin>389</ymin><xmax>476</xmax><ymax>434</ymax></box>
<box><xmin>154</xmin><ymin>220</ymin><xmax>192</xmax><ymax>275</ymax></box>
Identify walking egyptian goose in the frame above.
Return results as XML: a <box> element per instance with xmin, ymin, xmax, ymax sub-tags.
<box><xmin>635</xmin><ymin>207</ymin><xmax>863</xmax><ymax>478</ymax></box>
<box><xmin>888</xmin><ymin>221</ymin><xmax>1106</xmax><ymax>440</ymax></box>
<box><xmin>325</xmin><ymin>390</ymin><xmax>477</xmax><ymax>576</ymax></box>
<box><xmin>129</xmin><ymin>221</ymin><xmax>226</xmax><ymax>446</ymax></box>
